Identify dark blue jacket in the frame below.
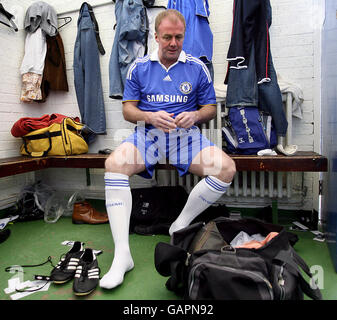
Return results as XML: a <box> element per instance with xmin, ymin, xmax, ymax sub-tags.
<box><xmin>225</xmin><ymin>0</ymin><xmax>272</xmax><ymax>84</ymax></box>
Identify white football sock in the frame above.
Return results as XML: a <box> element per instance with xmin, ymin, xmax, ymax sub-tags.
<box><xmin>99</xmin><ymin>172</ymin><xmax>134</xmax><ymax>289</ymax></box>
<box><xmin>169</xmin><ymin>176</ymin><xmax>231</xmax><ymax>235</ymax></box>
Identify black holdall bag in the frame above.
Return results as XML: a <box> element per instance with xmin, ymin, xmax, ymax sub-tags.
<box><xmin>130</xmin><ymin>186</ymin><xmax>188</xmax><ymax>235</ymax></box>
<box><xmin>154</xmin><ymin>217</ymin><xmax>322</xmax><ymax>300</ymax></box>
<box><xmin>130</xmin><ymin>186</ymin><xmax>229</xmax><ymax>235</ymax></box>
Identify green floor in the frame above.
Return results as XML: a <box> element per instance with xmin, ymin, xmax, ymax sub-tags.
<box><xmin>0</xmin><ymin>201</ymin><xmax>336</xmax><ymax>300</ymax></box>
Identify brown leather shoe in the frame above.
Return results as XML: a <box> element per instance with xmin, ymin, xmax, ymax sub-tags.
<box><xmin>72</xmin><ymin>201</ymin><xmax>108</xmax><ymax>224</ymax></box>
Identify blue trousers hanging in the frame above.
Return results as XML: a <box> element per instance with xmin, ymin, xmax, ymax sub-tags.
<box><xmin>73</xmin><ymin>3</ymin><xmax>106</xmax><ymax>143</ymax></box>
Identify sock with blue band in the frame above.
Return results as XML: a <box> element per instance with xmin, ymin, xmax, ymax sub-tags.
<box><xmin>99</xmin><ymin>172</ymin><xmax>134</xmax><ymax>289</ymax></box>
<box><xmin>169</xmin><ymin>176</ymin><xmax>231</xmax><ymax>235</ymax></box>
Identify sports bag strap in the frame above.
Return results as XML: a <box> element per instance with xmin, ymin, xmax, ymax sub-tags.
<box><xmin>274</xmin><ymin>250</ymin><xmax>322</xmax><ymax>300</ymax></box>
<box><xmin>290</xmin><ymin>249</ymin><xmax>322</xmax><ymax>300</ymax></box>
<box><xmin>42</xmin><ymin>132</ymin><xmax>53</xmax><ymax>157</ymax></box>
<box><xmin>154</xmin><ymin>242</ymin><xmax>188</xmax><ymax>295</ymax></box>
<box><xmin>22</xmin><ymin>132</ymin><xmax>53</xmax><ymax>157</ymax></box>
<box><xmin>154</xmin><ymin>242</ymin><xmax>187</xmax><ymax>276</ymax></box>
<box><xmin>297</xmin><ymin>271</ymin><xmax>322</xmax><ymax>300</ymax></box>
<box><xmin>22</xmin><ymin>137</ymin><xmax>30</xmax><ymax>156</ymax></box>
<box><xmin>291</xmin><ymin>249</ymin><xmax>312</xmax><ymax>276</ymax></box>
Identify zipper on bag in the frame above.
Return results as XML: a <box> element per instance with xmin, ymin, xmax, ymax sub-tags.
<box><xmin>62</xmin><ymin>119</ymin><xmax>68</xmax><ymax>145</ymax></box>
<box><xmin>188</xmin><ymin>262</ymin><xmax>274</xmax><ymax>300</ymax></box>
<box><xmin>277</xmin><ymin>264</ymin><xmax>286</xmax><ymax>300</ymax></box>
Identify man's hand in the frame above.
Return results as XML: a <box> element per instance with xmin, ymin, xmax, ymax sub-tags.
<box><xmin>123</xmin><ymin>101</ymin><xmax>215</xmax><ymax>132</ymax></box>
<box><xmin>148</xmin><ymin>111</ymin><xmax>177</xmax><ymax>132</ymax></box>
<box><xmin>123</xmin><ymin>102</ymin><xmax>176</xmax><ymax>132</ymax></box>
<box><xmin>174</xmin><ymin>111</ymin><xmax>199</xmax><ymax>129</ymax></box>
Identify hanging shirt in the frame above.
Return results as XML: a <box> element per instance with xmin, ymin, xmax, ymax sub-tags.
<box><xmin>20</xmin><ymin>27</ymin><xmax>47</xmax><ymax>75</ymax></box>
<box><xmin>167</xmin><ymin>0</ymin><xmax>213</xmax><ymax>62</ymax></box>
<box><xmin>20</xmin><ymin>72</ymin><xmax>43</xmax><ymax>102</ymax></box>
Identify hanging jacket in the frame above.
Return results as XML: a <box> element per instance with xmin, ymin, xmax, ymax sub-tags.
<box><xmin>38</xmin><ymin>33</ymin><xmax>69</xmax><ymax>102</ymax></box>
<box><xmin>225</xmin><ymin>0</ymin><xmax>272</xmax><ymax>84</ymax></box>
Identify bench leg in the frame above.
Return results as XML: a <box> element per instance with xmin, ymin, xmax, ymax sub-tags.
<box><xmin>272</xmin><ymin>199</ymin><xmax>278</xmax><ymax>225</ymax></box>
<box><xmin>86</xmin><ymin>168</ymin><xmax>91</xmax><ymax>186</ymax></box>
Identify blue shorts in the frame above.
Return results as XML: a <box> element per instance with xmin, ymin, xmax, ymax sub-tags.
<box><xmin>123</xmin><ymin>125</ymin><xmax>214</xmax><ymax>179</ymax></box>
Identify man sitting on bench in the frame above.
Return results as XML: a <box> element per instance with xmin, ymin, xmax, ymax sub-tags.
<box><xmin>100</xmin><ymin>9</ymin><xmax>236</xmax><ymax>290</ymax></box>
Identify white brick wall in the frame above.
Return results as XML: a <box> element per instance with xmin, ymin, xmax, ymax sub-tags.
<box><xmin>0</xmin><ymin>0</ymin><xmax>321</xmax><ymax>210</ymax></box>
<box><xmin>0</xmin><ymin>0</ymin><xmax>38</xmax><ymax>207</ymax></box>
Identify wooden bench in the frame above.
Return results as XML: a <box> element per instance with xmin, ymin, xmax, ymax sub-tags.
<box><xmin>0</xmin><ymin>152</ymin><xmax>327</xmax><ymax>224</ymax></box>
<box><xmin>0</xmin><ymin>152</ymin><xmax>327</xmax><ymax>179</ymax></box>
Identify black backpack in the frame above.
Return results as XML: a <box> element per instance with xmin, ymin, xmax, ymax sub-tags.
<box><xmin>130</xmin><ymin>186</ymin><xmax>229</xmax><ymax>235</ymax></box>
<box><xmin>155</xmin><ymin>217</ymin><xmax>322</xmax><ymax>300</ymax></box>
<box><xmin>130</xmin><ymin>186</ymin><xmax>188</xmax><ymax>235</ymax></box>
<box><xmin>222</xmin><ymin>107</ymin><xmax>277</xmax><ymax>155</ymax></box>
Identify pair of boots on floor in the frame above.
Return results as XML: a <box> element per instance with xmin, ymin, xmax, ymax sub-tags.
<box><xmin>50</xmin><ymin>241</ymin><xmax>101</xmax><ymax>296</ymax></box>
<box><xmin>100</xmin><ymin>173</ymin><xmax>231</xmax><ymax>289</ymax></box>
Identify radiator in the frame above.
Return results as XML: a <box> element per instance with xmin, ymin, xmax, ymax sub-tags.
<box><xmin>155</xmin><ymin>93</ymin><xmax>304</xmax><ymax>207</ymax></box>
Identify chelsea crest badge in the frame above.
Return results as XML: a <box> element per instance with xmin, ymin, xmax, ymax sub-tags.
<box><xmin>179</xmin><ymin>82</ymin><xmax>192</xmax><ymax>94</ymax></box>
